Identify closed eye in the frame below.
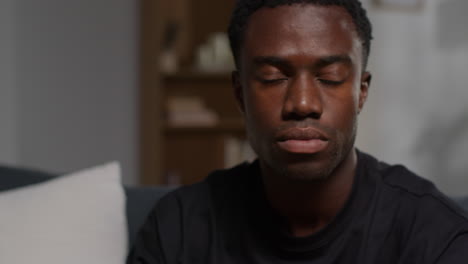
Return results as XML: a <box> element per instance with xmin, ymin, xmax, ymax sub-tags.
<box><xmin>318</xmin><ymin>79</ymin><xmax>344</xmax><ymax>86</ymax></box>
<box><xmin>257</xmin><ymin>77</ymin><xmax>289</xmax><ymax>85</ymax></box>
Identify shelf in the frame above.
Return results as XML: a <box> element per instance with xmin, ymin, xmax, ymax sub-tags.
<box><xmin>140</xmin><ymin>0</ymin><xmax>238</xmax><ymax>185</ymax></box>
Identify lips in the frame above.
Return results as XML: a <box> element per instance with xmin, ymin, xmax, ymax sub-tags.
<box><xmin>276</xmin><ymin>127</ymin><xmax>329</xmax><ymax>154</ymax></box>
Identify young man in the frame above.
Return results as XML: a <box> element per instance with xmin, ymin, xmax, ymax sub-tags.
<box><xmin>128</xmin><ymin>0</ymin><xmax>468</xmax><ymax>263</ymax></box>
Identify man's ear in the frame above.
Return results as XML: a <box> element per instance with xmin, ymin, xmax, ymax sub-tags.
<box><xmin>232</xmin><ymin>70</ymin><xmax>245</xmax><ymax>113</ymax></box>
<box><xmin>358</xmin><ymin>71</ymin><xmax>371</xmax><ymax>113</ymax></box>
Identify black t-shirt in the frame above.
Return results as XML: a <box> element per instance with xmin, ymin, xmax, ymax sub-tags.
<box><xmin>128</xmin><ymin>151</ymin><xmax>468</xmax><ymax>263</ymax></box>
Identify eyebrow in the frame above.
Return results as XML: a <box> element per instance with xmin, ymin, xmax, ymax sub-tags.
<box><xmin>315</xmin><ymin>55</ymin><xmax>352</xmax><ymax>68</ymax></box>
<box><xmin>252</xmin><ymin>54</ymin><xmax>352</xmax><ymax>70</ymax></box>
<box><xmin>252</xmin><ymin>56</ymin><xmax>292</xmax><ymax>69</ymax></box>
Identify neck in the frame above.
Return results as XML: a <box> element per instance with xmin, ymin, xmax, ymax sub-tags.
<box><xmin>260</xmin><ymin>149</ymin><xmax>358</xmax><ymax>237</ymax></box>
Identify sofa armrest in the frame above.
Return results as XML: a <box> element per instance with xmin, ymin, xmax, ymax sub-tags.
<box><xmin>0</xmin><ymin>165</ymin><xmax>176</xmax><ymax>248</ymax></box>
<box><xmin>0</xmin><ymin>166</ymin><xmax>57</xmax><ymax>191</ymax></box>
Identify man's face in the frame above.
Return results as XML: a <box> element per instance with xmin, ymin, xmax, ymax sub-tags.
<box><xmin>234</xmin><ymin>4</ymin><xmax>370</xmax><ymax>180</ymax></box>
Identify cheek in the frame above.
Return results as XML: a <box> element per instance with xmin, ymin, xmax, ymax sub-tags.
<box><xmin>324</xmin><ymin>91</ymin><xmax>360</xmax><ymax>130</ymax></box>
<box><xmin>244</xmin><ymin>87</ymin><xmax>283</xmax><ymax>126</ymax></box>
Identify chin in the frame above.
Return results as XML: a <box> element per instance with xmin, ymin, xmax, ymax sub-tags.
<box><xmin>265</xmin><ymin>151</ymin><xmax>341</xmax><ymax>182</ymax></box>
<box><xmin>289</xmin><ymin>159</ymin><xmax>337</xmax><ymax>181</ymax></box>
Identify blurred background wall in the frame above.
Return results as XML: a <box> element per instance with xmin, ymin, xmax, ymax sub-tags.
<box><xmin>0</xmin><ymin>0</ymin><xmax>139</xmax><ymax>185</ymax></box>
<box><xmin>0</xmin><ymin>0</ymin><xmax>19</xmax><ymax>165</ymax></box>
<box><xmin>357</xmin><ymin>0</ymin><xmax>468</xmax><ymax>196</ymax></box>
<box><xmin>0</xmin><ymin>0</ymin><xmax>466</xmax><ymax>195</ymax></box>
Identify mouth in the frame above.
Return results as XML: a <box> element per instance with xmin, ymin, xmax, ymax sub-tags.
<box><xmin>276</xmin><ymin>127</ymin><xmax>329</xmax><ymax>154</ymax></box>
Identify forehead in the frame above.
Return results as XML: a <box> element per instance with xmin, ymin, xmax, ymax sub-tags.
<box><xmin>241</xmin><ymin>4</ymin><xmax>363</xmax><ymax>66</ymax></box>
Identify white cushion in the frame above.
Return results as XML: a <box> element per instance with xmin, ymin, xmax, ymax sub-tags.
<box><xmin>0</xmin><ymin>162</ymin><xmax>127</xmax><ymax>264</ymax></box>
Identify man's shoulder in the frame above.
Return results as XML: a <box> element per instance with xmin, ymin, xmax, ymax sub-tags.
<box><xmin>359</xmin><ymin>152</ymin><xmax>468</xmax><ymax>261</ymax></box>
<box><xmin>361</xmin><ymin>152</ymin><xmax>468</xmax><ymax>228</ymax></box>
<box><xmin>360</xmin><ymin>151</ymin><xmax>438</xmax><ymax>195</ymax></box>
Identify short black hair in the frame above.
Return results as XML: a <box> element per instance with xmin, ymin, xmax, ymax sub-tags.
<box><xmin>228</xmin><ymin>0</ymin><xmax>373</xmax><ymax>70</ymax></box>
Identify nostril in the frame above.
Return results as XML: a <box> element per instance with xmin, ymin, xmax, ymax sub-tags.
<box><xmin>282</xmin><ymin>110</ymin><xmax>321</xmax><ymax>121</ymax></box>
<box><xmin>282</xmin><ymin>93</ymin><xmax>324</xmax><ymax>120</ymax></box>
<box><xmin>310</xmin><ymin>111</ymin><xmax>321</xmax><ymax>119</ymax></box>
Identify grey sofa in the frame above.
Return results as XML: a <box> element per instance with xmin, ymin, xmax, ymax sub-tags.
<box><xmin>0</xmin><ymin>165</ymin><xmax>173</xmax><ymax>247</ymax></box>
<box><xmin>1</xmin><ymin>165</ymin><xmax>467</xmax><ymax>250</ymax></box>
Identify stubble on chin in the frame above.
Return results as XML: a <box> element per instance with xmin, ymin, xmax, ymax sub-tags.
<box><xmin>271</xmin><ymin>149</ymin><xmax>340</xmax><ymax>182</ymax></box>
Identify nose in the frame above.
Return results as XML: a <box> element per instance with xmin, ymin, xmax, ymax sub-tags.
<box><xmin>282</xmin><ymin>74</ymin><xmax>323</xmax><ymax>120</ymax></box>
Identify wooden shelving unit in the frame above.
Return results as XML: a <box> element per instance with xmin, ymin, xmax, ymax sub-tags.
<box><xmin>139</xmin><ymin>0</ymin><xmax>243</xmax><ymax>185</ymax></box>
